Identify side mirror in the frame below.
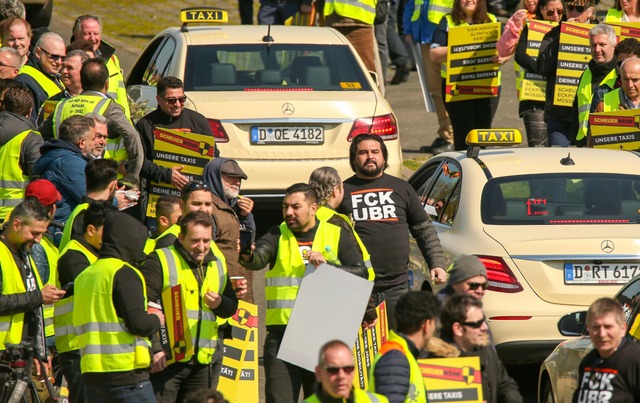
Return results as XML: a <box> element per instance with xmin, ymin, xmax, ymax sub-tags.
<box><xmin>557</xmin><ymin>311</ymin><xmax>587</xmax><ymax>337</ymax></box>
<box><xmin>369</xmin><ymin>71</ymin><xmax>379</xmax><ymax>87</ymax></box>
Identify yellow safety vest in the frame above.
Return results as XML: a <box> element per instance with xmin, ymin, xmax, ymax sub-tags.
<box><xmin>604</xmin><ymin>8</ymin><xmax>623</xmax><ymax>22</ymax></box>
<box><xmin>0</xmin><ymin>241</ymin><xmax>44</xmax><ymax>350</ymax></box>
<box><xmin>73</xmin><ymin>258</ymin><xmax>151</xmax><ymax>373</ymax></box>
<box><xmin>103</xmin><ymin>136</ymin><xmax>129</xmax><ymax>178</ymax></box>
<box><xmin>266</xmin><ymin>221</ymin><xmax>342</xmax><ymax>326</ymax></box>
<box><xmin>575</xmin><ymin>67</ymin><xmax>618</xmax><ymax>141</ymax></box>
<box><xmin>143</xmin><ymin>224</ymin><xmax>181</xmax><ymax>255</ymax></box>
<box><xmin>155</xmin><ymin>244</ymin><xmax>227</xmax><ymax>364</ymax></box>
<box><xmin>316</xmin><ymin>205</ymin><xmax>375</xmax><ymax>281</ymax></box>
<box><xmin>305</xmin><ymin>389</ymin><xmax>389</xmax><ymax>403</ymax></box>
<box><xmin>324</xmin><ymin>0</ymin><xmax>376</xmax><ymax>25</ymax></box>
<box><xmin>0</xmin><ymin>130</ymin><xmax>34</xmax><ymax>220</ymax></box>
<box><xmin>51</xmin><ymin>93</ymin><xmax>112</xmax><ymax>139</ymax></box>
<box><xmin>106</xmin><ymin>54</ymin><xmax>131</xmax><ymax>119</ymax></box>
<box><xmin>19</xmin><ymin>65</ymin><xmax>63</xmax><ymax>100</ymax></box>
<box><xmin>53</xmin><ymin>239</ymin><xmax>97</xmax><ymax>353</ymax></box>
<box><xmin>427</xmin><ymin>0</ymin><xmax>454</xmax><ymax>25</ymax></box>
<box><xmin>601</xmin><ymin>87</ymin><xmax>626</xmax><ymax>112</ymax></box>
<box><xmin>36</xmin><ymin>236</ymin><xmax>59</xmax><ymax>338</ymax></box>
<box><xmin>441</xmin><ymin>14</ymin><xmax>499</xmax><ymax>79</ymax></box>
<box><xmin>369</xmin><ymin>330</ymin><xmax>427</xmax><ymax>403</ymax></box>
<box><xmin>59</xmin><ymin>202</ymin><xmax>89</xmax><ymax>252</ymax></box>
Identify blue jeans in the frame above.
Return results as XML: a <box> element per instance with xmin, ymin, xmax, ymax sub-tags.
<box><xmin>257</xmin><ymin>1</ymin><xmax>300</xmax><ymax>25</ymax></box>
<box><xmin>546</xmin><ymin>118</ymin><xmax>572</xmax><ymax>147</ymax></box>
<box><xmin>84</xmin><ymin>380</ymin><xmax>156</xmax><ymax>403</ymax></box>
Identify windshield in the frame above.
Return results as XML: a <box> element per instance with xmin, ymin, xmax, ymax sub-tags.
<box><xmin>481</xmin><ymin>174</ymin><xmax>640</xmax><ymax>225</ymax></box>
<box><xmin>183</xmin><ymin>44</ymin><xmax>372</xmax><ymax>92</ymax></box>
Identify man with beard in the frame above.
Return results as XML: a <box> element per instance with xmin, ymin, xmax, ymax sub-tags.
<box><xmin>338</xmin><ymin>134</ymin><xmax>445</xmax><ymax>330</ymax></box>
<box><xmin>241</xmin><ymin>183</ymin><xmax>368</xmax><ymax>403</ymax></box>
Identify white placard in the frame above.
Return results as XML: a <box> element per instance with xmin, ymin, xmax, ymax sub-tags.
<box><xmin>277</xmin><ymin>263</ymin><xmax>374</xmax><ymax>371</ymax></box>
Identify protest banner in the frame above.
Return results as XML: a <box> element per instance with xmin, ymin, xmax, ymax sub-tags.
<box><xmin>445</xmin><ymin>22</ymin><xmax>501</xmax><ymax>102</ymax></box>
<box><xmin>589</xmin><ymin>109</ymin><xmax>640</xmax><ymax>150</ymax></box>
<box><xmin>353</xmin><ymin>302</ymin><xmax>388</xmax><ymax>390</ymax></box>
<box><xmin>518</xmin><ymin>20</ymin><xmax>556</xmax><ymax>102</ymax></box>
<box><xmin>607</xmin><ymin>22</ymin><xmax>640</xmax><ymax>40</ymax></box>
<box><xmin>419</xmin><ymin>356</ymin><xmax>483</xmax><ymax>403</ymax></box>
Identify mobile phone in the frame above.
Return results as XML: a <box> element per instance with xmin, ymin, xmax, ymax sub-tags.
<box><xmin>239</xmin><ymin>229</ymin><xmax>253</xmax><ymax>255</ymax></box>
<box><xmin>61</xmin><ymin>282</ymin><xmax>74</xmax><ymax>294</ymax></box>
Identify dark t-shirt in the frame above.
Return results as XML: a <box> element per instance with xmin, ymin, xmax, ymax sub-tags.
<box><xmin>339</xmin><ymin>173</ymin><xmax>428</xmax><ymax>282</ymax></box>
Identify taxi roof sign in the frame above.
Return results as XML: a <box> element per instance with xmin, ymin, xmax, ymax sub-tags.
<box><xmin>465</xmin><ymin>129</ymin><xmax>522</xmax><ymax>157</ymax></box>
<box><xmin>180</xmin><ymin>7</ymin><xmax>228</xmax><ymax>31</ymax></box>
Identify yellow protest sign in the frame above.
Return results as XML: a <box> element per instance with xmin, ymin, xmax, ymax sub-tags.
<box><xmin>553</xmin><ymin>23</ymin><xmax>591</xmax><ymax>107</ymax></box>
<box><xmin>160</xmin><ymin>284</ymin><xmax>193</xmax><ymax>365</ymax></box>
<box><xmin>518</xmin><ymin>21</ymin><xmax>556</xmax><ymax>102</ymax></box>
<box><xmin>147</xmin><ymin>127</ymin><xmax>215</xmax><ymax>218</ymax></box>
<box><xmin>607</xmin><ymin>22</ymin><xmax>640</xmax><ymax>40</ymax></box>
<box><xmin>353</xmin><ymin>302</ymin><xmax>388</xmax><ymax>390</ymax></box>
<box><xmin>218</xmin><ymin>302</ymin><xmax>260</xmax><ymax>403</ymax></box>
<box><xmin>589</xmin><ymin>109</ymin><xmax>640</xmax><ymax>150</ymax></box>
<box><xmin>419</xmin><ymin>356</ymin><xmax>483</xmax><ymax>403</ymax></box>
<box><xmin>445</xmin><ymin>22</ymin><xmax>501</xmax><ymax>102</ymax></box>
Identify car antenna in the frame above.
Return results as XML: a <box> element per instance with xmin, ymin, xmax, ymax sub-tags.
<box><xmin>262</xmin><ymin>25</ymin><xmax>274</xmax><ymax>43</ymax></box>
<box><xmin>560</xmin><ymin>153</ymin><xmax>575</xmax><ymax>166</ymax></box>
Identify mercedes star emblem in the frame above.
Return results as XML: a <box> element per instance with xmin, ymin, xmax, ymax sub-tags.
<box><xmin>600</xmin><ymin>240</ymin><xmax>614</xmax><ymax>253</ymax></box>
<box><xmin>282</xmin><ymin>103</ymin><xmax>294</xmax><ymax>115</ymax></box>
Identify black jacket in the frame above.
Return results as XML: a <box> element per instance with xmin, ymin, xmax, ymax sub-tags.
<box><xmin>57</xmin><ymin>236</ymin><xmax>98</xmax><ymax>289</ymax></box>
<box><xmin>371</xmin><ymin>331</ymin><xmax>419</xmax><ymax>403</ymax></box>
<box><xmin>0</xmin><ymin>111</ymin><xmax>43</xmax><ymax>179</ymax></box>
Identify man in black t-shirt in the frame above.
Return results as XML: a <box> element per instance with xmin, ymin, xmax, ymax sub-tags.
<box><xmin>573</xmin><ymin>297</ymin><xmax>640</xmax><ymax>402</ymax></box>
<box><xmin>338</xmin><ymin>134</ymin><xmax>446</xmax><ymax>330</ymax></box>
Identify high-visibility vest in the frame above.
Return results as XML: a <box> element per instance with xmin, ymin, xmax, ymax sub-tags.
<box><xmin>0</xmin><ymin>241</ymin><xmax>44</xmax><ymax>350</ymax></box>
<box><xmin>369</xmin><ymin>330</ymin><xmax>427</xmax><ymax>403</ymax></box>
<box><xmin>51</xmin><ymin>93</ymin><xmax>111</xmax><ymax>139</ymax></box>
<box><xmin>441</xmin><ymin>14</ymin><xmax>499</xmax><ymax>79</ymax></box>
<box><xmin>305</xmin><ymin>389</ymin><xmax>389</xmax><ymax>403</ymax></box>
<box><xmin>59</xmin><ymin>202</ymin><xmax>89</xmax><ymax>252</ymax></box>
<box><xmin>19</xmin><ymin>65</ymin><xmax>63</xmax><ymax>100</ymax></box>
<box><xmin>266</xmin><ymin>221</ymin><xmax>342</xmax><ymax>326</ymax></box>
<box><xmin>604</xmin><ymin>8</ymin><xmax>623</xmax><ymax>22</ymax></box>
<box><xmin>316</xmin><ymin>205</ymin><xmax>375</xmax><ymax>281</ymax></box>
<box><xmin>155</xmin><ymin>244</ymin><xmax>227</xmax><ymax>364</ymax></box>
<box><xmin>143</xmin><ymin>224</ymin><xmax>181</xmax><ymax>255</ymax></box>
<box><xmin>427</xmin><ymin>0</ymin><xmax>454</xmax><ymax>25</ymax></box>
<box><xmin>36</xmin><ymin>236</ymin><xmax>59</xmax><ymax>338</ymax></box>
<box><xmin>324</xmin><ymin>0</ymin><xmax>376</xmax><ymax>25</ymax></box>
<box><xmin>601</xmin><ymin>87</ymin><xmax>626</xmax><ymax>112</ymax></box>
<box><xmin>106</xmin><ymin>54</ymin><xmax>131</xmax><ymax>119</ymax></box>
<box><xmin>575</xmin><ymin>67</ymin><xmax>618</xmax><ymax>141</ymax></box>
<box><xmin>73</xmin><ymin>258</ymin><xmax>151</xmax><ymax>373</ymax></box>
<box><xmin>0</xmin><ymin>130</ymin><xmax>34</xmax><ymax>220</ymax></box>
<box><xmin>53</xmin><ymin>239</ymin><xmax>97</xmax><ymax>353</ymax></box>
<box><xmin>103</xmin><ymin>136</ymin><xmax>129</xmax><ymax>177</ymax></box>
<box><xmin>410</xmin><ymin>0</ymin><xmax>424</xmax><ymax>23</ymax></box>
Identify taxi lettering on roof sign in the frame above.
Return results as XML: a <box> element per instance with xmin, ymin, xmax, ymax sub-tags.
<box><xmin>180</xmin><ymin>7</ymin><xmax>228</xmax><ymax>24</ymax></box>
<box><xmin>466</xmin><ymin>129</ymin><xmax>522</xmax><ymax>146</ymax></box>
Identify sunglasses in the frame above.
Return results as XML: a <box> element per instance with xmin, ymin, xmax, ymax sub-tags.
<box><xmin>460</xmin><ymin>316</ymin><xmax>487</xmax><ymax>329</ymax></box>
<box><xmin>467</xmin><ymin>281</ymin><xmax>489</xmax><ymax>291</ymax></box>
<box><xmin>566</xmin><ymin>5</ymin><xmax>586</xmax><ymax>12</ymax></box>
<box><xmin>183</xmin><ymin>181</ymin><xmax>211</xmax><ymax>192</ymax></box>
<box><xmin>545</xmin><ymin>8</ymin><xmax>564</xmax><ymax>16</ymax></box>
<box><xmin>39</xmin><ymin>47</ymin><xmax>65</xmax><ymax>62</ymax></box>
<box><xmin>323</xmin><ymin>365</ymin><xmax>355</xmax><ymax>375</ymax></box>
<box><xmin>0</xmin><ymin>60</ymin><xmax>18</xmax><ymax>69</ymax></box>
<box><xmin>162</xmin><ymin>96</ymin><xmax>187</xmax><ymax>105</ymax></box>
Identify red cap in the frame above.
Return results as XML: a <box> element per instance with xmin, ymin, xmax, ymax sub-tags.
<box><xmin>25</xmin><ymin>179</ymin><xmax>62</xmax><ymax>207</ymax></box>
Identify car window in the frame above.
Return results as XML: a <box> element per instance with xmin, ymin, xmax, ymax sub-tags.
<box><xmin>412</xmin><ymin>161</ymin><xmax>443</xmax><ymax>197</ymax></box>
<box><xmin>127</xmin><ymin>37</ymin><xmax>164</xmax><ymax>86</ymax></box>
<box><xmin>183</xmin><ymin>44</ymin><xmax>372</xmax><ymax>91</ymax></box>
<box><xmin>141</xmin><ymin>37</ymin><xmax>177</xmax><ymax>86</ymax></box>
<box><xmin>423</xmin><ymin>161</ymin><xmax>461</xmax><ymax>225</ymax></box>
<box><xmin>481</xmin><ymin>174</ymin><xmax>640</xmax><ymax>225</ymax></box>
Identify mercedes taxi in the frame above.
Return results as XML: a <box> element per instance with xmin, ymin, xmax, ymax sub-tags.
<box><xmin>125</xmin><ymin>7</ymin><xmax>402</xmax><ymax>205</ymax></box>
<box><xmin>408</xmin><ymin>129</ymin><xmax>640</xmax><ymax>365</ymax></box>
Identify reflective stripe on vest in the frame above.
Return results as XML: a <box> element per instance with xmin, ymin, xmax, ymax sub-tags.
<box><xmin>52</xmin><ymin>94</ymin><xmax>111</xmax><ymax>139</ymax></box>
<box><xmin>427</xmin><ymin>0</ymin><xmax>453</xmax><ymax>25</ymax></box>
<box><xmin>19</xmin><ymin>65</ymin><xmax>63</xmax><ymax>98</ymax></box>
<box><xmin>155</xmin><ymin>243</ymin><xmax>227</xmax><ymax>364</ymax></box>
<box><xmin>323</xmin><ymin>0</ymin><xmax>376</xmax><ymax>25</ymax></box>
<box><xmin>576</xmin><ymin>67</ymin><xmax>617</xmax><ymax>141</ymax></box>
<box><xmin>410</xmin><ymin>0</ymin><xmax>424</xmax><ymax>23</ymax></box>
<box><xmin>604</xmin><ymin>9</ymin><xmax>623</xmax><ymax>22</ymax></box>
<box><xmin>369</xmin><ymin>330</ymin><xmax>427</xmax><ymax>403</ymax></box>
<box><xmin>265</xmin><ymin>221</ymin><xmax>341</xmax><ymax>326</ymax></box>
<box><xmin>0</xmin><ymin>242</ymin><xmax>27</xmax><ymax>350</ymax></box>
<box><xmin>73</xmin><ymin>258</ymin><xmax>151</xmax><ymax>373</ymax></box>
<box><xmin>441</xmin><ymin>14</ymin><xmax>498</xmax><ymax>79</ymax></box>
<box><xmin>0</xmin><ymin>130</ymin><xmax>33</xmax><ymax>220</ymax></box>
<box><xmin>54</xmin><ymin>240</ymin><xmax>97</xmax><ymax>353</ymax></box>
<box><xmin>37</xmin><ymin>236</ymin><xmax>59</xmax><ymax>337</ymax></box>
<box><xmin>144</xmin><ymin>224</ymin><xmax>181</xmax><ymax>255</ymax></box>
<box><xmin>106</xmin><ymin>55</ymin><xmax>131</xmax><ymax>119</ymax></box>
<box><xmin>59</xmin><ymin>203</ymin><xmax>89</xmax><ymax>252</ymax></box>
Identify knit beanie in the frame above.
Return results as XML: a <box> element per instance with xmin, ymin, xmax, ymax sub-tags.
<box><xmin>447</xmin><ymin>255</ymin><xmax>487</xmax><ymax>286</ymax></box>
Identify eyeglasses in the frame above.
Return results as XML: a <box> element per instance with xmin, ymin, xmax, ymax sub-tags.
<box><xmin>566</xmin><ymin>5</ymin><xmax>586</xmax><ymax>12</ymax></box>
<box><xmin>39</xmin><ymin>47</ymin><xmax>65</xmax><ymax>62</ymax></box>
<box><xmin>323</xmin><ymin>365</ymin><xmax>355</xmax><ymax>375</ymax></box>
<box><xmin>183</xmin><ymin>181</ymin><xmax>211</xmax><ymax>192</ymax></box>
<box><xmin>162</xmin><ymin>96</ymin><xmax>187</xmax><ymax>105</ymax></box>
<box><xmin>466</xmin><ymin>281</ymin><xmax>489</xmax><ymax>291</ymax></box>
<box><xmin>460</xmin><ymin>316</ymin><xmax>487</xmax><ymax>329</ymax></box>
<box><xmin>0</xmin><ymin>61</ymin><xmax>18</xmax><ymax>69</ymax></box>
<box><xmin>545</xmin><ymin>8</ymin><xmax>564</xmax><ymax>16</ymax></box>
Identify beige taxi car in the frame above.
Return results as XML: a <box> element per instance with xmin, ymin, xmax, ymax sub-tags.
<box><xmin>125</xmin><ymin>8</ymin><xmax>402</xmax><ymax>207</ymax></box>
<box><xmin>408</xmin><ymin>130</ymin><xmax>640</xmax><ymax>366</ymax></box>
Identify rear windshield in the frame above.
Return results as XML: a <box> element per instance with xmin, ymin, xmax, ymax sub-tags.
<box><xmin>481</xmin><ymin>174</ymin><xmax>640</xmax><ymax>225</ymax></box>
<box><xmin>183</xmin><ymin>44</ymin><xmax>372</xmax><ymax>92</ymax></box>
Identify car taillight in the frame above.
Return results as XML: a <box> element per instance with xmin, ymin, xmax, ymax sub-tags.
<box><xmin>477</xmin><ymin>255</ymin><xmax>523</xmax><ymax>293</ymax></box>
<box><xmin>207</xmin><ymin>119</ymin><xmax>229</xmax><ymax>143</ymax></box>
<box><xmin>347</xmin><ymin>113</ymin><xmax>398</xmax><ymax>141</ymax></box>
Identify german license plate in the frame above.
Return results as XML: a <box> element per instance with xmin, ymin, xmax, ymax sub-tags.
<box><xmin>564</xmin><ymin>263</ymin><xmax>640</xmax><ymax>284</ymax></box>
<box><xmin>250</xmin><ymin>126</ymin><xmax>324</xmax><ymax>145</ymax></box>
